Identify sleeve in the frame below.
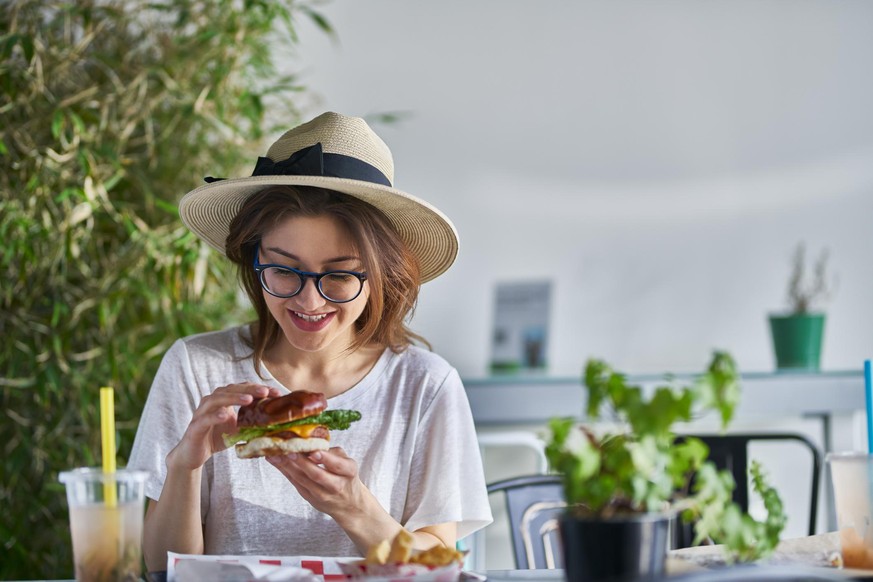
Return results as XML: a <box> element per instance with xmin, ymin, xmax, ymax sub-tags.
<box><xmin>401</xmin><ymin>367</ymin><xmax>494</xmax><ymax>540</ymax></box>
<box><xmin>127</xmin><ymin>339</ymin><xmax>205</xmax><ymax>514</ymax></box>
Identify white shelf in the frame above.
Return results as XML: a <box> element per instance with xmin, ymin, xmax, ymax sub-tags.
<box><xmin>465</xmin><ymin>370</ymin><xmax>865</xmax><ymax>426</ymax></box>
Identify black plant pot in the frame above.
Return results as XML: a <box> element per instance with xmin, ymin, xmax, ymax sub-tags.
<box><xmin>559</xmin><ymin>513</ymin><xmax>672</xmax><ymax>582</ymax></box>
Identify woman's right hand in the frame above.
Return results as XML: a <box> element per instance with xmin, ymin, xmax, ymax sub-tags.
<box><xmin>167</xmin><ymin>382</ymin><xmax>279</xmax><ymax>472</ymax></box>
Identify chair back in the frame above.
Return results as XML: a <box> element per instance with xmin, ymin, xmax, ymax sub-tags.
<box><xmin>675</xmin><ymin>432</ymin><xmax>822</xmax><ymax>547</ymax></box>
<box><xmin>487</xmin><ymin>474</ymin><xmax>566</xmax><ymax>569</ymax></box>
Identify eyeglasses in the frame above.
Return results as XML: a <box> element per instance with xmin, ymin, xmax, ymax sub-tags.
<box><xmin>253</xmin><ymin>249</ymin><xmax>368</xmax><ymax>303</ymax></box>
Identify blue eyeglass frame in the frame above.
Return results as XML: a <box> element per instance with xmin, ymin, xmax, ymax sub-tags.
<box><xmin>253</xmin><ymin>248</ymin><xmax>368</xmax><ymax>304</ymax></box>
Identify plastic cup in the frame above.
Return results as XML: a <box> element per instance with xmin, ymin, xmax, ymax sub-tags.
<box><xmin>827</xmin><ymin>452</ymin><xmax>873</xmax><ymax>569</ymax></box>
<box><xmin>59</xmin><ymin>467</ymin><xmax>148</xmax><ymax>582</ymax></box>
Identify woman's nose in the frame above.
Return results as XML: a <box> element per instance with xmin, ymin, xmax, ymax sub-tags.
<box><xmin>293</xmin><ymin>276</ymin><xmax>326</xmax><ymax>310</ymax></box>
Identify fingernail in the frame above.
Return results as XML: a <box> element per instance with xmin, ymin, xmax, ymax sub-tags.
<box><xmin>310</xmin><ymin>452</ymin><xmax>322</xmax><ymax>461</ymax></box>
<box><xmin>288</xmin><ymin>453</ymin><xmax>298</xmax><ymax>461</ymax></box>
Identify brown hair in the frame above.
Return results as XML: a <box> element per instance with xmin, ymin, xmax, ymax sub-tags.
<box><xmin>225</xmin><ymin>185</ymin><xmax>427</xmax><ymax>376</ymax></box>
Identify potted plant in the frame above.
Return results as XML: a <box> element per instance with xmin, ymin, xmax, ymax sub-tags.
<box><xmin>769</xmin><ymin>242</ymin><xmax>836</xmax><ymax>371</ymax></box>
<box><xmin>545</xmin><ymin>352</ymin><xmax>786</xmax><ymax>582</ymax></box>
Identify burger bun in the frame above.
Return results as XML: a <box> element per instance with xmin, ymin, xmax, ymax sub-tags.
<box><xmin>235</xmin><ymin>435</ymin><xmax>330</xmax><ymax>459</ymax></box>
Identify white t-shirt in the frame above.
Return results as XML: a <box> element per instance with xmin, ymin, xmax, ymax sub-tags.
<box><xmin>127</xmin><ymin>326</ymin><xmax>492</xmax><ymax>557</ymax></box>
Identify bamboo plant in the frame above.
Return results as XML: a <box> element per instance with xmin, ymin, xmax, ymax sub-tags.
<box><xmin>0</xmin><ymin>1</ymin><xmax>332</xmax><ymax>578</ymax></box>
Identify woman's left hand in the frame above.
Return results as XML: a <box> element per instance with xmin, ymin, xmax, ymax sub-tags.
<box><xmin>267</xmin><ymin>447</ymin><xmax>457</xmax><ymax>554</ymax></box>
<box><xmin>266</xmin><ymin>447</ymin><xmax>365</xmax><ymax>517</ymax></box>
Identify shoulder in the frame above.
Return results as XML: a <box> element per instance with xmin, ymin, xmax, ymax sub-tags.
<box><xmin>389</xmin><ymin>345</ymin><xmax>457</xmax><ymax>383</ymax></box>
<box><xmin>379</xmin><ymin>347</ymin><xmax>473</xmax><ymax>428</ymax></box>
<box><xmin>156</xmin><ymin>326</ymin><xmax>251</xmax><ymax>379</ymax></box>
<box><xmin>151</xmin><ymin>326</ymin><xmax>253</xmax><ymax>399</ymax></box>
<box><xmin>379</xmin><ymin>346</ymin><xmax>464</xmax><ymax>406</ymax></box>
<box><xmin>171</xmin><ymin>325</ymin><xmax>250</xmax><ymax>360</ymax></box>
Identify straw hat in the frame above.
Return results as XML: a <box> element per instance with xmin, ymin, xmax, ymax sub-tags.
<box><xmin>179</xmin><ymin>112</ymin><xmax>459</xmax><ymax>283</ymax></box>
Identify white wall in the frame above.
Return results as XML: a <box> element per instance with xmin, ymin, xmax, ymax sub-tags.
<box><xmin>283</xmin><ymin>2</ymin><xmax>873</xmax><ymax>563</ymax></box>
<box><xmin>292</xmin><ymin>0</ymin><xmax>873</xmax><ymax>379</ymax></box>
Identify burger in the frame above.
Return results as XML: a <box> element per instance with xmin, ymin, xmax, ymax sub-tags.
<box><xmin>223</xmin><ymin>390</ymin><xmax>361</xmax><ymax>459</ymax></box>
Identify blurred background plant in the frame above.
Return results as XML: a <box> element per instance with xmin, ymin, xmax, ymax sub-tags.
<box><xmin>0</xmin><ymin>1</ymin><xmax>332</xmax><ymax>578</ymax></box>
<box><xmin>785</xmin><ymin>241</ymin><xmax>836</xmax><ymax>315</ymax></box>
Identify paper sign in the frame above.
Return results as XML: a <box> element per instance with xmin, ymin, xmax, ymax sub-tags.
<box><xmin>490</xmin><ymin>280</ymin><xmax>552</xmax><ymax>374</ymax></box>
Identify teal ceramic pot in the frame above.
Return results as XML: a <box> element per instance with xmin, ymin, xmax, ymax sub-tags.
<box><xmin>559</xmin><ymin>512</ymin><xmax>672</xmax><ymax>582</ymax></box>
<box><xmin>768</xmin><ymin>313</ymin><xmax>826</xmax><ymax>371</ymax></box>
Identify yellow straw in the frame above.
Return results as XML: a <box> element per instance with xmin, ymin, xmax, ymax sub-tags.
<box><xmin>100</xmin><ymin>386</ymin><xmax>117</xmax><ymax>507</ymax></box>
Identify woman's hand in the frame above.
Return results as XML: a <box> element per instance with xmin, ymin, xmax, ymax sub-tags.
<box><xmin>268</xmin><ymin>448</ymin><xmax>458</xmax><ymax>553</ymax></box>
<box><xmin>167</xmin><ymin>382</ymin><xmax>279</xmax><ymax>472</ymax></box>
<box><xmin>266</xmin><ymin>447</ymin><xmax>365</xmax><ymax>517</ymax></box>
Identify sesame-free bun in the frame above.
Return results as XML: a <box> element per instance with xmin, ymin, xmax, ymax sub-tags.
<box><xmin>237</xmin><ymin>391</ymin><xmax>327</xmax><ymax>427</ymax></box>
<box><xmin>235</xmin><ymin>435</ymin><xmax>330</xmax><ymax>459</ymax></box>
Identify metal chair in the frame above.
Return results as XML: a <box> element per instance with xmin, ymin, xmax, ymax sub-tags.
<box><xmin>466</xmin><ymin>433</ymin><xmax>551</xmax><ymax>569</ymax></box>
<box><xmin>674</xmin><ymin>432</ymin><xmax>823</xmax><ymax>547</ymax></box>
<box><xmin>486</xmin><ymin>474</ymin><xmax>566</xmax><ymax>569</ymax></box>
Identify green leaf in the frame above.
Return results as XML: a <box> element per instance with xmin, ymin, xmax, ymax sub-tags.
<box><xmin>153</xmin><ymin>198</ymin><xmax>179</xmax><ymax>215</ymax></box>
<box><xmin>667</xmin><ymin>436</ymin><xmax>708</xmax><ymax>490</ymax></box>
<box><xmin>20</xmin><ymin>35</ymin><xmax>34</xmax><ymax>62</ymax></box>
<box><xmin>0</xmin><ymin>33</ymin><xmax>19</xmax><ymax>59</ymax></box>
<box><xmin>305</xmin><ymin>9</ymin><xmax>334</xmax><ymax>35</ymax></box>
<box><xmin>51</xmin><ymin>110</ymin><xmax>65</xmax><ymax>140</ymax></box>
<box><xmin>54</xmin><ymin>187</ymin><xmax>83</xmax><ymax>203</ymax></box>
<box><xmin>695</xmin><ymin>351</ymin><xmax>741</xmax><ymax>429</ymax></box>
<box><xmin>69</xmin><ymin>111</ymin><xmax>86</xmax><ymax>135</ymax></box>
<box><xmin>582</xmin><ymin>359</ymin><xmax>614</xmax><ymax>418</ymax></box>
<box><xmin>103</xmin><ymin>171</ymin><xmax>125</xmax><ymax>192</ymax></box>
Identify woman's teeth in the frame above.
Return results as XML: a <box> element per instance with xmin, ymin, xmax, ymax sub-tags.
<box><xmin>295</xmin><ymin>312</ymin><xmax>327</xmax><ymax>322</ymax></box>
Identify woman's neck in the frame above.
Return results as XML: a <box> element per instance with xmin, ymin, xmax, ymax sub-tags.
<box><xmin>262</xmin><ymin>338</ymin><xmax>383</xmax><ymax>399</ymax></box>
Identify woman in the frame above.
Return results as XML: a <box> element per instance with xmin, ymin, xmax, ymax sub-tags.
<box><xmin>128</xmin><ymin>112</ymin><xmax>492</xmax><ymax>570</ymax></box>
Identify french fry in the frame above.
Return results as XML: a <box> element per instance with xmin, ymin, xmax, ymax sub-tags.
<box><xmin>386</xmin><ymin>529</ymin><xmax>414</xmax><ymax>563</ymax></box>
<box><xmin>361</xmin><ymin>529</ymin><xmax>464</xmax><ymax>571</ymax></box>
<box><xmin>364</xmin><ymin>539</ymin><xmax>390</xmax><ymax>565</ymax></box>
<box><xmin>410</xmin><ymin>545</ymin><xmax>465</xmax><ymax>567</ymax></box>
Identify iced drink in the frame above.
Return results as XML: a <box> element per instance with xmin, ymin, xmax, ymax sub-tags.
<box><xmin>839</xmin><ymin>526</ymin><xmax>873</xmax><ymax>569</ymax></box>
<box><xmin>60</xmin><ymin>468</ymin><xmax>148</xmax><ymax>582</ymax></box>
<box><xmin>827</xmin><ymin>452</ymin><xmax>873</xmax><ymax>569</ymax></box>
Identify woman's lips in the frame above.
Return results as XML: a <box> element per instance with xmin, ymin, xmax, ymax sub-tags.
<box><xmin>288</xmin><ymin>310</ymin><xmax>335</xmax><ymax>332</ymax></box>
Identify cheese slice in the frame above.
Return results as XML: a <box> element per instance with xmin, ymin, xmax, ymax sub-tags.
<box><xmin>266</xmin><ymin>423</ymin><xmax>326</xmax><ymax>439</ymax></box>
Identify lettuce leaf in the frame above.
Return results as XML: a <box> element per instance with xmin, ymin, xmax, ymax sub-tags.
<box><xmin>222</xmin><ymin>409</ymin><xmax>362</xmax><ymax>448</ymax></box>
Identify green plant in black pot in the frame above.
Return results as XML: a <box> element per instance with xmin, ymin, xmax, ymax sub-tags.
<box><xmin>545</xmin><ymin>352</ymin><xmax>786</xmax><ymax>582</ymax></box>
<box><xmin>769</xmin><ymin>243</ymin><xmax>836</xmax><ymax>371</ymax></box>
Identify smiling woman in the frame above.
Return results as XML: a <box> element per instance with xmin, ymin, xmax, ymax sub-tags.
<box><xmin>126</xmin><ymin>112</ymin><xmax>493</xmax><ymax>570</ymax></box>
<box><xmin>256</xmin><ymin>210</ymin><xmax>374</xmax><ymax>353</ymax></box>
<box><xmin>225</xmin><ymin>186</ymin><xmax>416</xmax><ymax>365</ymax></box>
